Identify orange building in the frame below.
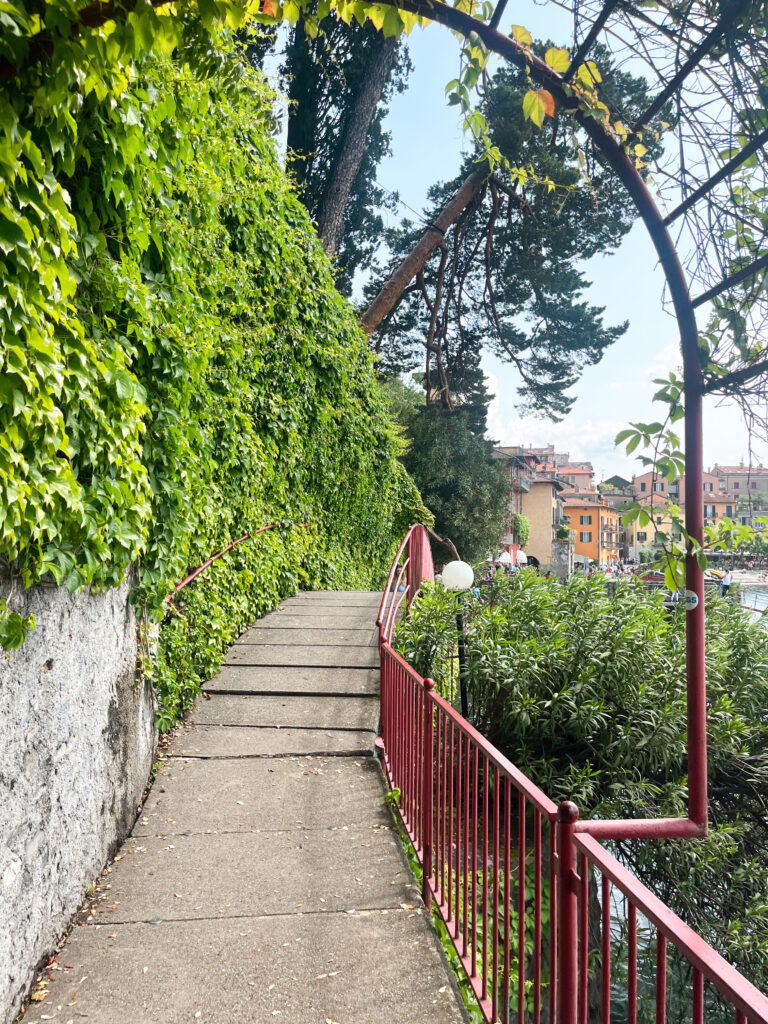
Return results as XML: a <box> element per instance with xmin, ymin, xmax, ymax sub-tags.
<box><xmin>564</xmin><ymin>494</ymin><xmax>620</xmax><ymax>566</ymax></box>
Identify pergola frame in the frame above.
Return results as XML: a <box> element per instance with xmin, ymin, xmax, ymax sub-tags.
<box><xmin>375</xmin><ymin>0</ymin><xmax>768</xmax><ymax>842</ymax></box>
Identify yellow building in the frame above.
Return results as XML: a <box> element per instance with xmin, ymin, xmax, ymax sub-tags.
<box><xmin>520</xmin><ymin>474</ymin><xmax>566</xmax><ymax>567</ymax></box>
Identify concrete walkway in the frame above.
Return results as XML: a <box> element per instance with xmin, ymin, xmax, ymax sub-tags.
<box><xmin>41</xmin><ymin>592</ymin><xmax>467</xmax><ymax>1023</ymax></box>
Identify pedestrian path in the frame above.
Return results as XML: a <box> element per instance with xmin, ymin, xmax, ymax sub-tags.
<box><xmin>44</xmin><ymin>592</ymin><xmax>466</xmax><ymax>1023</ymax></box>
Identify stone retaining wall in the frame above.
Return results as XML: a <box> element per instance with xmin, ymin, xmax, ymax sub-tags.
<box><xmin>0</xmin><ymin>571</ymin><xmax>156</xmax><ymax>1024</ymax></box>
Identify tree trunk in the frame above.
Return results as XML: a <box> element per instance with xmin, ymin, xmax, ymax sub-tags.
<box><xmin>285</xmin><ymin>19</ymin><xmax>320</xmax><ymax>191</ymax></box>
<box><xmin>360</xmin><ymin>169</ymin><xmax>487</xmax><ymax>336</ymax></box>
<box><xmin>316</xmin><ymin>33</ymin><xmax>399</xmax><ymax>255</ymax></box>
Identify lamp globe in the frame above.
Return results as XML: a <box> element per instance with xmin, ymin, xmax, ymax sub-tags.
<box><xmin>442</xmin><ymin>560</ymin><xmax>474</xmax><ymax>592</ymax></box>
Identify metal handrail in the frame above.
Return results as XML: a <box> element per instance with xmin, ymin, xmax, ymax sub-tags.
<box><xmin>376</xmin><ymin>525</ymin><xmax>418</xmax><ymax>631</ymax></box>
<box><xmin>166</xmin><ymin>522</ymin><xmax>305</xmax><ymax>602</ymax></box>
<box><xmin>575</xmin><ymin>833</ymin><xmax>768</xmax><ymax>1024</ymax></box>
<box><xmin>378</xmin><ymin>526</ymin><xmax>768</xmax><ymax>1023</ymax></box>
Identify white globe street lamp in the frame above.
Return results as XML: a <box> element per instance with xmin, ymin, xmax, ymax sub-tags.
<box><xmin>442</xmin><ymin>560</ymin><xmax>474</xmax><ymax>592</ymax></box>
<box><xmin>441</xmin><ymin>559</ymin><xmax>474</xmax><ymax>719</ymax></box>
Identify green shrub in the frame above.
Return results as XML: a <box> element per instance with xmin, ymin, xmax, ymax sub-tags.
<box><xmin>395</xmin><ymin>571</ymin><xmax>768</xmax><ymax>985</ymax></box>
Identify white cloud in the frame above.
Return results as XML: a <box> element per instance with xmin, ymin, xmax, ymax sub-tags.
<box><xmin>644</xmin><ymin>342</ymin><xmax>681</xmax><ymax>380</ymax></box>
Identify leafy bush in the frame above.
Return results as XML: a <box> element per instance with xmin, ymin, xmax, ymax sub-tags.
<box><xmin>2</xmin><ymin>23</ymin><xmax>427</xmax><ymax>723</ymax></box>
<box><xmin>511</xmin><ymin>513</ymin><xmax>530</xmax><ymax>547</ymax></box>
<box><xmin>395</xmin><ymin>571</ymin><xmax>768</xmax><ymax>985</ymax></box>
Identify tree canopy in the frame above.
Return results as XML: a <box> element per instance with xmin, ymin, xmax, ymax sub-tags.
<box><xmin>0</xmin><ymin>17</ymin><xmax>427</xmax><ymax>712</ymax></box>
<box><xmin>368</xmin><ymin>45</ymin><xmax>668</xmax><ymax>418</ymax></box>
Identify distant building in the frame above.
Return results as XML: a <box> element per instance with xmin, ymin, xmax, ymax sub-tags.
<box><xmin>602</xmin><ymin>474</ymin><xmax>632</xmax><ymax>491</ymax></box>
<box><xmin>632</xmin><ymin>470</ymin><xmax>736</xmax><ymax>532</ymax></box>
<box><xmin>563</xmin><ymin>493</ymin><xmax>620</xmax><ymax>566</ymax></box>
<box><xmin>522</xmin><ymin>472</ymin><xmax>567</xmax><ymax>569</ymax></box>
<box><xmin>710</xmin><ymin>463</ymin><xmax>768</xmax><ymax>496</ymax></box>
<box><xmin>492</xmin><ymin>447</ymin><xmax>539</xmax><ymax>562</ymax></box>
<box><xmin>544</xmin><ymin>462</ymin><xmax>594</xmax><ymax>492</ymax></box>
<box><xmin>599</xmin><ymin>485</ymin><xmax>635</xmax><ymax>559</ymax></box>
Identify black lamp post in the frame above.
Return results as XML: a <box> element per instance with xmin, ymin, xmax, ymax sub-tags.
<box><xmin>442</xmin><ymin>559</ymin><xmax>474</xmax><ymax>719</ymax></box>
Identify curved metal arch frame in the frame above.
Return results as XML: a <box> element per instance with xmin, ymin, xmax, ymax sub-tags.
<box><xmin>379</xmin><ymin>0</ymin><xmax>708</xmax><ymax>840</ymax></box>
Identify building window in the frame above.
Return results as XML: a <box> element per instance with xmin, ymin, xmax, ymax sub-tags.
<box><xmin>656</xmin><ymin>516</ymin><xmax>663</xmax><ymax>524</ymax></box>
<box><xmin>637</xmin><ymin>532</ymin><xmax>647</xmax><ymax>542</ymax></box>
<box><xmin>734</xmin><ymin>482</ymin><xmax>740</xmax><ymax>489</ymax></box>
<box><xmin>654</xmin><ymin>482</ymin><xmax>665</xmax><ymax>492</ymax></box>
<box><xmin>704</xmin><ymin>504</ymin><xmax>715</xmax><ymax>518</ymax></box>
<box><xmin>752</xmin><ymin>482</ymin><xmax>757</xmax><ymax>489</ymax></box>
<box><xmin>579</xmin><ymin>515</ymin><xmax>592</xmax><ymax>525</ymax></box>
<box><xmin>726</xmin><ymin>506</ymin><xmax>733</xmax><ymax>517</ymax></box>
<box><xmin>640</xmin><ymin>482</ymin><xmax>646</xmax><ymax>492</ymax></box>
<box><xmin>703</xmin><ymin>482</ymin><xmax>713</xmax><ymax>492</ymax></box>
<box><xmin>579</xmin><ymin>532</ymin><xmax>592</xmax><ymax>543</ymax></box>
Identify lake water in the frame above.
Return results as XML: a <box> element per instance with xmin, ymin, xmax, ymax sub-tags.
<box><xmin>739</xmin><ymin>583</ymin><xmax>768</xmax><ymax>621</ymax></box>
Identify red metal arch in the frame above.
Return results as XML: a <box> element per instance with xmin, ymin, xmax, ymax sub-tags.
<box><xmin>380</xmin><ymin>0</ymin><xmax>709</xmax><ymax>839</ymax></box>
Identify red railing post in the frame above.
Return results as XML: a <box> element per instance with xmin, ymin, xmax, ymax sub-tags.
<box><xmin>558</xmin><ymin>800</ymin><xmax>580</xmax><ymax>1024</ymax></box>
<box><xmin>422</xmin><ymin>677</ymin><xmax>435</xmax><ymax>910</ymax></box>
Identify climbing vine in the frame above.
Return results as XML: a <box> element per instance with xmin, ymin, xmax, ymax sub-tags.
<box><xmin>1</xmin><ymin>17</ymin><xmax>428</xmax><ymax>722</ymax></box>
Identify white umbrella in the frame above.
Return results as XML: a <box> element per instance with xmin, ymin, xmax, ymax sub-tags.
<box><xmin>517</xmin><ymin>551</ymin><xmax>528</xmax><ymax>564</ymax></box>
<box><xmin>498</xmin><ymin>551</ymin><xmax>513</xmax><ymax>566</ymax></box>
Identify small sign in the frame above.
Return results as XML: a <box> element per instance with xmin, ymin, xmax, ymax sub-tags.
<box><xmin>684</xmin><ymin>589</ymin><xmax>699</xmax><ymax>610</ymax></box>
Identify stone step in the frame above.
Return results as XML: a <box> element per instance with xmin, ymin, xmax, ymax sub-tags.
<box><xmin>135</xmin><ymin>756</ymin><xmax>390</xmax><ymax>835</ymax></box>
<box><xmin>171</xmin><ymin>724</ymin><xmax>376</xmax><ymax>758</ymax></box>
<box><xmin>282</xmin><ymin>592</ymin><xmax>382</xmax><ymax>607</ymax></box>
<box><xmin>236</xmin><ymin>626</ymin><xmax>377</xmax><ymax>647</ymax></box>
<box><xmin>225</xmin><ymin>644</ymin><xmax>378</xmax><ymax>668</ymax></box>
<box><xmin>54</xmin><ymin>910</ymin><xmax>465</xmax><ymax>1024</ymax></box>
<box><xmin>80</xmin><ymin>826</ymin><xmax>416</xmax><ymax>924</ymax></box>
<box><xmin>258</xmin><ymin>612</ymin><xmax>378</xmax><ymax>628</ymax></box>
<box><xmin>203</xmin><ymin>665</ymin><xmax>379</xmax><ymax>696</ymax></box>
<box><xmin>193</xmin><ymin>694</ymin><xmax>379</xmax><ymax>733</ymax></box>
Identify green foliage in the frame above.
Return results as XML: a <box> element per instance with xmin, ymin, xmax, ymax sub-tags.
<box><xmin>0</xmin><ymin>600</ymin><xmax>35</xmax><ymax>651</ymax></box>
<box><xmin>396</xmin><ymin>404</ymin><xmax>508</xmax><ymax>562</ymax></box>
<box><xmin>1</xmin><ymin>23</ymin><xmax>426</xmax><ymax>717</ymax></box>
<box><xmin>396</xmin><ymin>571</ymin><xmax>768</xmax><ymax>987</ymax></box>
<box><xmin>373</xmin><ymin>44</ymin><xmax>662</xmax><ymax>418</ymax></box>
<box><xmin>511</xmin><ymin>513</ymin><xmax>530</xmax><ymax>547</ymax></box>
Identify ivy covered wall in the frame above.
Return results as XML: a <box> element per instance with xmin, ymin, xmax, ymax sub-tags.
<box><xmin>1</xmin><ymin>20</ymin><xmax>427</xmax><ymax>725</ymax></box>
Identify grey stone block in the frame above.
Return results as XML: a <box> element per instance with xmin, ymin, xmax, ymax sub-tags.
<box><xmin>53</xmin><ymin>910</ymin><xmax>467</xmax><ymax>1023</ymax></box>
<box><xmin>237</xmin><ymin>627</ymin><xmax>377</xmax><ymax>646</ymax></box>
<box><xmin>203</xmin><ymin>665</ymin><xmax>379</xmax><ymax>696</ymax></box>
<box><xmin>192</xmin><ymin>694</ymin><xmax>380</xmax><ymax>732</ymax></box>
<box><xmin>225</xmin><ymin>645</ymin><xmax>378</xmax><ymax>667</ymax></box>
<box><xmin>134</xmin><ymin>756</ymin><xmax>391</xmax><ymax>834</ymax></box>
<box><xmin>170</xmin><ymin>724</ymin><xmax>376</xmax><ymax>758</ymax></box>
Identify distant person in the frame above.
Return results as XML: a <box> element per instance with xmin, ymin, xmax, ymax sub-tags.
<box><xmin>720</xmin><ymin>569</ymin><xmax>733</xmax><ymax>597</ymax></box>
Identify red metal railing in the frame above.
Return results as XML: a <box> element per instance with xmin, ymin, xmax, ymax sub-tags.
<box><xmin>166</xmin><ymin>522</ymin><xmax>306</xmax><ymax>602</ymax></box>
<box><xmin>376</xmin><ymin>524</ymin><xmax>768</xmax><ymax>1024</ymax></box>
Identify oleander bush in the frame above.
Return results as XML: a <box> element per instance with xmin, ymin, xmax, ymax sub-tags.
<box><xmin>1</xmin><ymin>16</ymin><xmax>427</xmax><ymax>725</ymax></box>
<box><xmin>396</xmin><ymin>571</ymin><xmax>768</xmax><ymax>989</ymax></box>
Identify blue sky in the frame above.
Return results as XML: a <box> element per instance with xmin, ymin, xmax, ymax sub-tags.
<box><xmin>373</xmin><ymin>11</ymin><xmax>765</xmax><ymax>480</ymax></box>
